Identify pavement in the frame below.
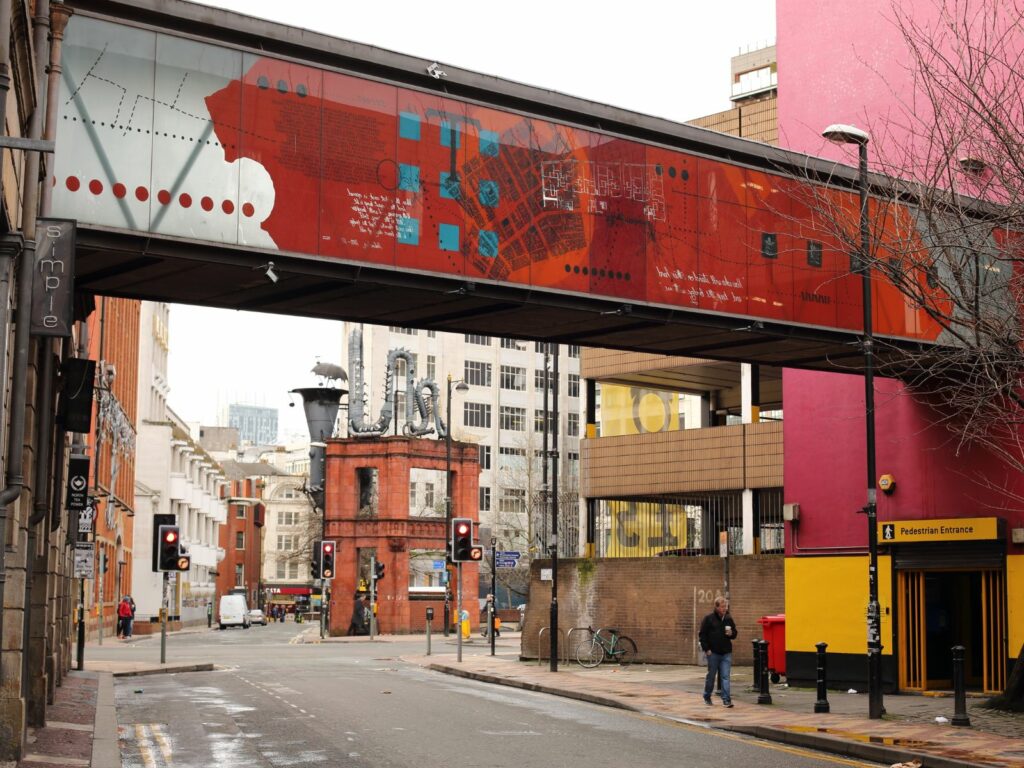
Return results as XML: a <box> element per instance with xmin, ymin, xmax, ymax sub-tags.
<box><xmin>11</xmin><ymin>629</ymin><xmax>1023</xmax><ymax>768</ymax></box>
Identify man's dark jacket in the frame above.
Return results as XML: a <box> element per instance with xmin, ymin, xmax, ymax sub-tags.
<box><xmin>698</xmin><ymin>610</ymin><xmax>738</xmax><ymax>655</ymax></box>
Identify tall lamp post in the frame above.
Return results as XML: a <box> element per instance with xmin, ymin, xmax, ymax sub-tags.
<box><xmin>444</xmin><ymin>374</ymin><xmax>469</xmax><ymax>640</ymax></box>
<box><xmin>822</xmin><ymin>123</ymin><xmax>883</xmax><ymax>720</ymax></box>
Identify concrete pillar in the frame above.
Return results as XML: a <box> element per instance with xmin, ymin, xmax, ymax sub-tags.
<box><xmin>742</xmin><ymin>489</ymin><xmax>755</xmax><ymax>554</ymax></box>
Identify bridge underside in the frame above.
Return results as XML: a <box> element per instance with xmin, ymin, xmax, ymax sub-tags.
<box><xmin>75</xmin><ymin>227</ymin><xmax>918</xmax><ymax>374</ymax></box>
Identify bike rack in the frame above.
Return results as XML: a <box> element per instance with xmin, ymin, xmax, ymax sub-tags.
<box><xmin>566</xmin><ymin>626</ymin><xmax>593</xmax><ymax>661</ymax></box>
<box><xmin>536</xmin><ymin>626</ymin><xmax>567</xmax><ymax>665</ymax></box>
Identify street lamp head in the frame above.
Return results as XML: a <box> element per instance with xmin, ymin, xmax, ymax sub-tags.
<box><xmin>822</xmin><ymin>123</ymin><xmax>870</xmax><ymax>146</ymax></box>
<box><xmin>454</xmin><ymin>381</ymin><xmax>469</xmax><ymax>394</ymax></box>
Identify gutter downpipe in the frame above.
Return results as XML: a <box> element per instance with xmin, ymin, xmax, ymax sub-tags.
<box><xmin>0</xmin><ymin>0</ymin><xmax>54</xmax><ymax>736</ymax></box>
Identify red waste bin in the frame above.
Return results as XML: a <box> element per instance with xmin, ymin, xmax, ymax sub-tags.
<box><xmin>757</xmin><ymin>614</ymin><xmax>786</xmax><ymax>681</ymax></box>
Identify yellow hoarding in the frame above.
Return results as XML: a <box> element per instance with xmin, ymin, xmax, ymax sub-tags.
<box><xmin>606</xmin><ymin>501</ymin><xmax>687</xmax><ymax>557</ymax></box>
<box><xmin>601</xmin><ymin>385</ymin><xmax>679</xmax><ymax>437</ymax></box>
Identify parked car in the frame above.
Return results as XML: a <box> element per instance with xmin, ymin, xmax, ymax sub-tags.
<box><xmin>247</xmin><ymin>609</ymin><xmax>267</xmax><ymax>626</ymax></box>
<box><xmin>218</xmin><ymin>594</ymin><xmax>249</xmax><ymax>630</ymax></box>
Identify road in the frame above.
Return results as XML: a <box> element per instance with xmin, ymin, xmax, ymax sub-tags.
<box><xmin>98</xmin><ymin>623</ymin><xmax>884</xmax><ymax>768</ymax></box>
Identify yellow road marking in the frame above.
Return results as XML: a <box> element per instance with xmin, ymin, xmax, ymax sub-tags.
<box><xmin>152</xmin><ymin>723</ymin><xmax>173</xmax><ymax>764</ymax></box>
<box><xmin>134</xmin><ymin>724</ymin><xmax>157</xmax><ymax>768</ymax></box>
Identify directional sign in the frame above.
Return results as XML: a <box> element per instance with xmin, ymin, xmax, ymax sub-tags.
<box><xmin>73</xmin><ymin>542</ymin><xmax>94</xmax><ymax>579</ymax></box>
<box><xmin>495</xmin><ymin>551</ymin><xmax>521</xmax><ymax>569</ymax></box>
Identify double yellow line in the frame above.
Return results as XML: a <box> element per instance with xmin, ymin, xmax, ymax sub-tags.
<box><xmin>132</xmin><ymin>723</ymin><xmax>172</xmax><ymax>768</ymax></box>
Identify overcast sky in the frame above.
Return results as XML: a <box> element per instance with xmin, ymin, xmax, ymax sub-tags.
<box><xmin>166</xmin><ymin>0</ymin><xmax>777</xmax><ymax>441</ymax></box>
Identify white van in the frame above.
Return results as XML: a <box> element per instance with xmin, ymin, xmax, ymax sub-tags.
<box><xmin>218</xmin><ymin>594</ymin><xmax>250</xmax><ymax>630</ymax></box>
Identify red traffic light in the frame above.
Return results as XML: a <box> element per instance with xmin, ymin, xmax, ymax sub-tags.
<box><xmin>163</xmin><ymin>530</ymin><xmax>177</xmax><ymax>544</ymax></box>
<box><xmin>323</xmin><ymin>543</ymin><xmax>334</xmax><ymax>554</ymax></box>
<box><xmin>455</xmin><ymin>521</ymin><xmax>470</xmax><ymax>536</ymax></box>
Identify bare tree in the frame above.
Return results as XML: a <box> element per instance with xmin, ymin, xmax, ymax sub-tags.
<box><xmin>788</xmin><ymin>0</ymin><xmax>1024</xmax><ymax>707</ymax></box>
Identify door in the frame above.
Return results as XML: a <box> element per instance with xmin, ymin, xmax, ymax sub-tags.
<box><xmin>898</xmin><ymin>568</ymin><xmax>1006</xmax><ymax>693</ymax></box>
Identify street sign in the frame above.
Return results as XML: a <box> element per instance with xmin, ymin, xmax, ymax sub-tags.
<box><xmin>78</xmin><ymin>497</ymin><xmax>96</xmax><ymax>535</ymax></box>
<box><xmin>432</xmin><ymin>559</ymin><xmax>445</xmax><ymax>570</ymax></box>
<box><xmin>73</xmin><ymin>542</ymin><xmax>94</xmax><ymax>578</ymax></box>
<box><xmin>66</xmin><ymin>455</ymin><xmax>89</xmax><ymax>513</ymax></box>
<box><xmin>495</xmin><ymin>551</ymin><xmax>521</xmax><ymax>569</ymax></box>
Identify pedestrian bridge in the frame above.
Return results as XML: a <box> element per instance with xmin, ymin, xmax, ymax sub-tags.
<box><xmin>52</xmin><ymin>0</ymin><xmax>997</xmax><ymax>371</ymax></box>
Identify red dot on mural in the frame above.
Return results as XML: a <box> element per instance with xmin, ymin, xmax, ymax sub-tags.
<box><xmin>113</xmin><ymin>183</ymin><xmax>127</xmax><ymax>199</ymax></box>
<box><xmin>242</xmin><ymin>202</ymin><xmax>255</xmax><ymax>218</ymax></box>
<box><xmin>66</xmin><ymin>176</ymin><xmax>80</xmax><ymax>191</ymax></box>
<box><xmin>201</xmin><ymin>196</ymin><xmax>214</xmax><ymax>211</ymax></box>
<box><xmin>222</xmin><ymin>200</ymin><xmax>235</xmax><ymax>214</ymax></box>
<box><xmin>89</xmin><ymin>179</ymin><xmax>103</xmax><ymax>195</ymax></box>
<box><xmin>179</xmin><ymin>193</ymin><xmax>192</xmax><ymax>208</ymax></box>
<box><xmin>135</xmin><ymin>186</ymin><xmax>149</xmax><ymax>202</ymax></box>
<box><xmin>157</xmin><ymin>189</ymin><xmax>171</xmax><ymax>205</ymax></box>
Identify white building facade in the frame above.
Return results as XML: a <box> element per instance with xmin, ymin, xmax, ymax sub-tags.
<box><xmin>134</xmin><ymin>301</ymin><xmax>227</xmax><ymax>630</ymax></box>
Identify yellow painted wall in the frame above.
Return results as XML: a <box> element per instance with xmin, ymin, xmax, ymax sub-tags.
<box><xmin>1008</xmin><ymin>555</ymin><xmax>1024</xmax><ymax>657</ymax></box>
<box><xmin>601</xmin><ymin>384</ymin><xmax>679</xmax><ymax>437</ymax></box>
<box><xmin>785</xmin><ymin>555</ymin><xmax>893</xmax><ymax>655</ymax></box>
<box><xmin>605</xmin><ymin>500</ymin><xmax>687</xmax><ymax>557</ymax></box>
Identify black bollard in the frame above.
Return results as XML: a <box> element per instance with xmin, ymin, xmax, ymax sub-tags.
<box><xmin>951</xmin><ymin>645</ymin><xmax>971</xmax><ymax>726</ymax></box>
<box><xmin>757</xmin><ymin>640</ymin><xmax>773</xmax><ymax>704</ymax></box>
<box><xmin>752</xmin><ymin>639</ymin><xmax>762</xmax><ymax>691</ymax></box>
<box><xmin>814</xmin><ymin>642</ymin><xmax>830</xmax><ymax>713</ymax></box>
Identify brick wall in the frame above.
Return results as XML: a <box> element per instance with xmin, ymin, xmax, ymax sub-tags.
<box><xmin>522</xmin><ymin>555</ymin><xmax>783</xmax><ymax>664</ymax></box>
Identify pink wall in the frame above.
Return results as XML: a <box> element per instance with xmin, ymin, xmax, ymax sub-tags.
<box><xmin>776</xmin><ymin>0</ymin><xmax>931</xmax><ymax>162</ymax></box>
<box><xmin>778</xmin><ymin>0</ymin><xmax>1024</xmax><ymax>551</ymax></box>
<box><xmin>783</xmin><ymin>368</ymin><xmax>1024</xmax><ymax>554</ymax></box>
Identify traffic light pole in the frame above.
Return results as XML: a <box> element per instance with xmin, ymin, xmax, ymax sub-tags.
<box><xmin>370</xmin><ymin>555</ymin><xmax>377</xmax><ymax>640</ymax></box>
<box><xmin>456</xmin><ymin>561</ymin><xmax>463</xmax><ymax>663</ymax></box>
<box><xmin>160</xmin><ymin>571</ymin><xmax>168</xmax><ymax>664</ymax></box>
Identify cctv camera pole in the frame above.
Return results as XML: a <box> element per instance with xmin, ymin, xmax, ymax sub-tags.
<box><xmin>160</xmin><ymin>571</ymin><xmax>168</xmax><ymax>664</ymax></box>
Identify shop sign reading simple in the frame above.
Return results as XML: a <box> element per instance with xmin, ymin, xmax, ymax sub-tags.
<box><xmin>30</xmin><ymin>219</ymin><xmax>76</xmax><ymax>337</ymax></box>
<box><xmin>879</xmin><ymin>517</ymin><xmax>998</xmax><ymax>544</ymax></box>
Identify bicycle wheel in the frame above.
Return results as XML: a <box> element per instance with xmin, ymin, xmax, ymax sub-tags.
<box><xmin>575</xmin><ymin>639</ymin><xmax>605</xmax><ymax>668</ymax></box>
<box><xmin>615</xmin><ymin>636</ymin><xmax>638</xmax><ymax>666</ymax></box>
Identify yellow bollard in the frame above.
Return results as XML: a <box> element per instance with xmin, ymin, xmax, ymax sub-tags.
<box><xmin>460</xmin><ymin>610</ymin><xmax>470</xmax><ymax>640</ymax></box>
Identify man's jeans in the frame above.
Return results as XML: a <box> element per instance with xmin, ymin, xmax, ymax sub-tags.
<box><xmin>703</xmin><ymin>652</ymin><xmax>732</xmax><ymax>703</ymax></box>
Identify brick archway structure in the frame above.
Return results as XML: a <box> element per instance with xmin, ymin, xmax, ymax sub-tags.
<box><xmin>324</xmin><ymin>436</ymin><xmax>480</xmax><ymax>635</ymax></box>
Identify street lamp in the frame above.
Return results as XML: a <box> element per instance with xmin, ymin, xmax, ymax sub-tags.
<box><xmin>444</xmin><ymin>374</ymin><xmax>469</xmax><ymax>642</ymax></box>
<box><xmin>822</xmin><ymin>123</ymin><xmax>883</xmax><ymax>720</ymax></box>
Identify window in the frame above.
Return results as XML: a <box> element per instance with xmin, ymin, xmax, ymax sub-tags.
<box><xmin>235</xmin><ymin>532</ymin><xmax>244</xmax><ymax>549</ymax></box>
<box><xmin>427</xmin><ymin>330</ymin><xmax>437</xmax><ymax>338</ymax></box>
<box><xmin>534</xmin><ymin>341</ymin><xmax>556</xmax><ymax>354</ymax></box>
<box><xmin>500</xmin><ymin>365</ymin><xmax>526</xmax><ymax>391</ymax></box>
<box><xmin>465</xmin><ymin>360</ymin><xmax>492</xmax><ymax>387</ymax></box>
<box><xmin>500</xmin><ymin>406</ymin><xmax>526</xmax><ymax>431</ymax></box>
<box><xmin>534</xmin><ymin>409</ymin><xmax>555</xmax><ymax>433</ymax></box>
<box><xmin>807</xmin><ymin>240</ymin><xmax>823</xmax><ymax>267</ymax></box>
<box><xmin>465</xmin><ymin>334</ymin><xmax>491</xmax><ymax>345</ymax></box>
<box><xmin>234</xmin><ymin>564</ymin><xmax>244</xmax><ymax>587</ymax></box>
<box><xmin>427</xmin><ymin>354</ymin><xmax>436</xmax><ymax>380</ymax></box>
<box><xmin>568</xmin><ymin>374</ymin><xmax>580</xmax><ymax>398</ymax></box>
<box><xmin>288</xmin><ymin>561</ymin><xmax>299</xmax><ymax>579</ymax></box>
<box><xmin>499</xmin><ymin>488</ymin><xmax>526</xmax><ymax>514</ymax></box>
<box><xmin>280</xmin><ymin>486</ymin><xmax>300</xmax><ymax>499</ymax></box>
<box><xmin>278</xmin><ymin>510</ymin><xmax>297</xmax><ymax>526</ymax></box>
<box><xmin>236</xmin><ymin>506</ymin><xmax>246</xmax><ymax>518</ymax></box>
<box><xmin>478</xmin><ymin>444</ymin><xmax>492</xmax><ymax>470</ymax></box>
<box><xmin>276</xmin><ymin>559</ymin><xmax>286</xmax><ymax>579</ymax></box>
<box><xmin>501</xmin><ymin>338</ymin><xmax>526</xmax><ymax>350</ymax></box>
<box><xmin>424</xmin><ymin>482</ymin><xmax>435</xmax><ymax>508</ymax></box>
<box><xmin>567</xmin><ymin>413</ymin><xmax>579</xmax><ymax>436</ymax></box>
<box><xmin>276</xmin><ymin>534</ymin><xmax>298</xmax><ymax>551</ymax></box>
<box><xmin>534</xmin><ymin>369</ymin><xmax>554</xmax><ymax>391</ymax></box>
<box><xmin>761</xmin><ymin>232</ymin><xmax>778</xmax><ymax>259</ymax></box>
<box><xmin>464</xmin><ymin>402</ymin><xmax>491</xmax><ymax>428</ymax></box>
<box><xmin>567</xmin><ymin>345</ymin><xmax>580</xmax><ymax>358</ymax></box>
<box><xmin>409</xmin><ymin>483</ymin><xmax>417</xmax><ymax>509</ymax></box>
<box><xmin>498</xmin><ymin>446</ymin><xmax>526</xmax><ymax>472</ymax></box>
<box><xmin>479</xmin><ymin>486</ymin><xmax>491</xmax><ymax>511</ymax></box>
<box><xmin>389</xmin><ymin>326</ymin><xmax>416</xmax><ymax>335</ymax></box>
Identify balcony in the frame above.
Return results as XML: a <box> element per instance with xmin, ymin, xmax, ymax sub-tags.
<box><xmin>168</xmin><ymin>473</ymin><xmax>187</xmax><ymax>501</ymax></box>
<box><xmin>582</xmin><ymin>421</ymin><xmax>782</xmax><ymax>498</ymax></box>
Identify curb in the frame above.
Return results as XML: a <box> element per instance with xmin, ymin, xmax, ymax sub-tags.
<box><xmin>428</xmin><ymin>664</ymin><xmax>996</xmax><ymax>768</ymax></box>
<box><xmin>91</xmin><ymin>673</ymin><xmax>120</xmax><ymax>768</ymax></box>
<box><xmin>111</xmin><ymin>663</ymin><xmax>216</xmax><ymax>678</ymax></box>
<box><xmin>725</xmin><ymin>724</ymin><xmax>994</xmax><ymax>768</ymax></box>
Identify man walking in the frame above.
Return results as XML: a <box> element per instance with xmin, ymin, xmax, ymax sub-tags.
<box><xmin>699</xmin><ymin>596</ymin><xmax>738</xmax><ymax>707</ymax></box>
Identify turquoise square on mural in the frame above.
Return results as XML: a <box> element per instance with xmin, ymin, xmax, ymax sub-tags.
<box><xmin>479</xmin><ymin>130</ymin><xmax>499</xmax><ymax>157</ymax></box>
<box><xmin>398</xmin><ymin>164</ymin><xmax>420</xmax><ymax>192</ymax></box>
<box><xmin>440</xmin><ymin>120</ymin><xmax>462</xmax><ymax>148</ymax></box>
<box><xmin>439</xmin><ymin>223</ymin><xmax>460</xmax><ymax>251</ymax></box>
<box><xmin>398</xmin><ymin>217</ymin><xmax>419</xmax><ymax>246</ymax></box>
<box><xmin>478</xmin><ymin>180</ymin><xmax>499</xmax><ymax>207</ymax></box>
<box><xmin>479</xmin><ymin>230</ymin><xmax>498</xmax><ymax>258</ymax></box>
<box><xmin>399</xmin><ymin>112</ymin><xmax>421</xmax><ymax>141</ymax></box>
<box><xmin>440</xmin><ymin>172</ymin><xmax>461</xmax><ymax>200</ymax></box>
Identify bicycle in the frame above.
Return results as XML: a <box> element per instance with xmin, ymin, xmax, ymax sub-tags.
<box><xmin>575</xmin><ymin>626</ymin><xmax>638</xmax><ymax>668</ymax></box>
